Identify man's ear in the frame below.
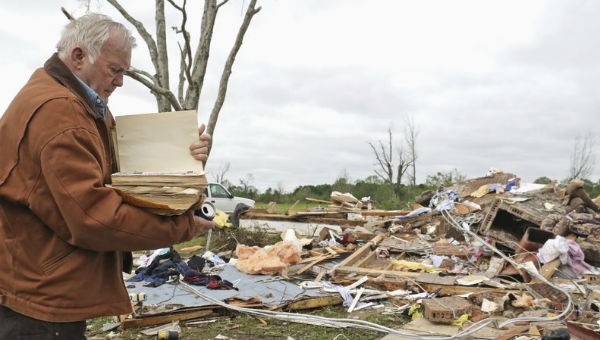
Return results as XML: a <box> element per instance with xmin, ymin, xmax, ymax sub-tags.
<box><xmin>69</xmin><ymin>47</ymin><xmax>86</xmax><ymax>69</ymax></box>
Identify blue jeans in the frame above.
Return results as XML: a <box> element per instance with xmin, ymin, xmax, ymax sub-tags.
<box><xmin>0</xmin><ymin>305</ymin><xmax>86</xmax><ymax>339</ymax></box>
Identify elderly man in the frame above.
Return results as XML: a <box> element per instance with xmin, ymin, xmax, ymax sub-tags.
<box><xmin>0</xmin><ymin>13</ymin><xmax>213</xmax><ymax>339</ymax></box>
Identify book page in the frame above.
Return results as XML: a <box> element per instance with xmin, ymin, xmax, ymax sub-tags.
<box><xmin>115</xmin><ymin>110</ymin><xmax>204</xmax><ymax>174</ymax></box>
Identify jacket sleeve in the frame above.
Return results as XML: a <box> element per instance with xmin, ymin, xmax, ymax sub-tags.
<box><xmin>31</xmin><ymin>123</ymin><xmax>201</xmax><ymax>252</ymax></box>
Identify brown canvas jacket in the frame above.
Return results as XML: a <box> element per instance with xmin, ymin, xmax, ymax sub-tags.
<box><xmin>0</xmin><ymin>54</ymin><xmax>201</xmax><ymax>322</ymax></box>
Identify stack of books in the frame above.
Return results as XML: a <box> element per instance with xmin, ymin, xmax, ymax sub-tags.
<box><xmin>108</xmin><ymin>110</ymin><xmax>207</xmax><ymax>215</ymax></box>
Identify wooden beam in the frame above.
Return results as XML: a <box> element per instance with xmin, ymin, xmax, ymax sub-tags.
<box><xmin>286</xmin><ymin>200</ymin><xmax>300</xmax><ymax>216</ymax></box>
<box><xmin>242</xmin><ymin>212</ymin><xmax>290</xmax><ymax>219</ymax></box>
<box><xmin>305</xmin><ymin>197</ymin><xmax>334</xmax><ymax>204</ymax></box>
<box><xmin>334</xmin><ymin>266</ymin><xmax>422</xmax><ymax>278</ymax></box>
<box><xmin>297</xmin><ymin>255</ymin><xmax>335</xmax><ymax>274</ymax></box>
<box><xmin>331</xmin><ymin>234</ymin><xmax>385</xmax><ymax>271</ymax></box>
<box><xmin>121</xmin><ymin>309</ymin><xmax>214</xmax><ymax>329</ymax></box>
<box><xmin>325</xmin><ymin>247</ymin><xmax>338</xmax><ymax>256</ymax></box>
<box><xmin>360</xmin><ymin>210</ymin><xmax>410</xmax><ymax>216</ymax></box>
<box><xmin>420</xmin><ymin>283</ymin><xmax>522</xmax><ymax>296</ymax></box>
<box><xmin>315</xmin><ymin>268</ymin><xmax>326</xmax><ymax>282</ymax></box>
<box><xmin>531</xmin><ymin>259</ymin><xmax>561</xmax><ymax>283</ymax></box>
<box><xmin>353</xmin><ymin>251</ymin><xmax>376</xmax><ymax>268</ymax></box>
<box><xmin>285</xmin><ymin>295</ymin><xmax>344</xmax><ymax>311</ymax></box>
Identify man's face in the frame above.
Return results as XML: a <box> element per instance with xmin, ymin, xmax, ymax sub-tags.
<box><xmin>79</xmin><ymin>37</ymin><xmax>131</xmax><ymax>103</ymax></box>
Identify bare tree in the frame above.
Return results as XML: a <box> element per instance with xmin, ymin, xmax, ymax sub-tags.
<box><xmin>70</xmin><ymin>0</ymin><xmax>261</xmax><ymax>160</ymax></box>
<box><xmin>368</xmin><ymin>127</ymin><xmax>412</xmax><ymax>196</ymax></box>
<box><xmin>405</xmin><ymin>115</ymin><xmax>419</xmax><ymax>186</ymax></box>
<box><xmin>239</xmin><ymin>173</ymin><xmax>255</xmax><ymax>193</ymax></box>
<box><xmin>276</xmin><ymin>181</ymin><xmax>286</xmax><ymax>195</ymax></box>
<box><xmin>569</xmin><ymin>133</ymin><xmax>596</xmax><ymax>180</ymax></box>
<box><xmin>213</xmin><ymin>161</ymin><xmax>230</xmax><ymax>184</ymax></box>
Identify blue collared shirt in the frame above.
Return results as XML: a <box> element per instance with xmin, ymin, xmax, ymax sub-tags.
<box><xmin>75</xmin><ymin>77</ymin><xmax>106</xmax><ymax>118</ymax></box>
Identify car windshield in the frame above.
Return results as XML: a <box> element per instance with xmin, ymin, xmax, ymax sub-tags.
<box><xmin>210</xmin><ymin>184</ymin><xmax>230</xmax><ymax>198</ymax></box>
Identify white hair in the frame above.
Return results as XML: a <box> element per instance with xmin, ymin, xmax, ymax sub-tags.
<box><xmin>56</xmin><ymin>13</ymin><xmax>136</xmax><ymax>64</ymax></box>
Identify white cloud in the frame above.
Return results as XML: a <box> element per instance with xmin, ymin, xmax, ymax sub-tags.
<box><xmin>1</xmin><ymin>0</ymin><xmax>599</xmax><ymax>192</ymax></box>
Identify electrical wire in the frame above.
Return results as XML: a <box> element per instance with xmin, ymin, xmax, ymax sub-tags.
<box><xmin>440</xmin><ymin>209</ymin><xmax>575</xmax><ymax>328</ymax></box>
<box><xmin>180</xmin><ymin>280</ymin><xmax>501</xmax><ymax>339</ymax></box>
<box><xmin>171</xmin><ymin>209</ymin><xmax>575</xmax><ymax>339</ymax></box>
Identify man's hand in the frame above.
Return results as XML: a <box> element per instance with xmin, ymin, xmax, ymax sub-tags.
<box><xmin>189</xmin><ymin>123</ymin><xmax>211</xmax><ymax>162</ymax></box>
<box><xmin>193</xmin><ymin>215</ymin><xmax>215</xmax><ymax>234</ymax></box>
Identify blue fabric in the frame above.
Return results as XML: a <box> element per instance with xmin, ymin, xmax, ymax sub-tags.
<box><xmin>127</xmin><ymin>259</ymin><xmax>179</xmax><ymax>286</ymax></box>
<box><xmin>74</xmin><ymin>76</ymin><xmax>106</xmax><ymax>118</ymax></box>
<box><xmin>127</xmin><ymin>251</ymin><xmax>237</xmax><ymax>290</ymax></box>
<box><xmin>429</xmin><ymin>190</ymin><xmax>459</xmax><ymax>209</ymax></box>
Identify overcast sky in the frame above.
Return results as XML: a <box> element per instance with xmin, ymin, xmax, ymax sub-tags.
<box><xmin>1</xmin><ymin>1</ymin><xmax>599</xmax><ymax>192</ymax></box>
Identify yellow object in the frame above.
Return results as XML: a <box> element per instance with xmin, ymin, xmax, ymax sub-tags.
<box><xmin>470</xmin><ymin>184</ymin><xmax>489</xmax><ymax>198</ymax></box>
<box><xmin>213</xmin><ymin>209</ymin><xmax>232</xmax><ymax>228</ymax></box>
<box><xmin>451</xmin><ymin>313</ymin><xmax>470</xmax><ymax>326</ymax></box>
<box><xmin>391</xmin><ymin>259</ymin><xmax>436</xmax><ymax>272</ymax></box>
<box><xmin>408</xmin><ymin>303</ymin><xmax>423</xmax><ymax>320</ymax></box>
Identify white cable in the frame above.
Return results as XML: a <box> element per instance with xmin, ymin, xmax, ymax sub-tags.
<box><xmin>171</xmin><ymin>210</ymin><xmax>574</xmax><ymax>339</ymax></box>
<box><xmin>180</xmin><ymin>278</ymin><xmax>500</xmax><ymax>339</ymax></box>
<box><xmin>441</xmin><ymin>209</ymin><xmax>574</xmax><ymax>327</ymax></box>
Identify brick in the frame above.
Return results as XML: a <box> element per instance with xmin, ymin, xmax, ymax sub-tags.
<box><xmin>422</xmin><ymin>296</ymin><xmax>472</xmax><ymax>324</ymax></box>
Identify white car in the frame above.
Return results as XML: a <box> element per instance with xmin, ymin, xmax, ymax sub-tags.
<box><xmin>203</xmin><ymin>182</ymin><xmax>255</xmax><ymax>226</ymax></box>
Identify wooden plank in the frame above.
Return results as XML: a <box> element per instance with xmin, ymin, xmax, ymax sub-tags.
<box><xmin>420</xmin><ymin>283</ymin><xmax>522</xmax><ymax>296</ymax></box>
<box><xmin>297</xmin><ymin>255</ymin><xmax>334</xmax><ymax>274</ymax></box>
<box><xmin>325</xmin><ymin>247</ymin><xmax>338</xmax><ymax>255</ymax></box>
<box><xmin>285</xmin><ymin>295</ymin><xmax>344</xmax><ymax>311</ymax></box>
<box><xmin>353</xmin><ymin>251</ymin><xmax>376</xmax><ymax>268</ymax></box>
<box><xmin>335</xmin><ymin>266</ymin><xmax>422</xmax><ymax>278</ymax></box>
<box><xmin>331</xmin><ymin>245</ymin><xmax>349</xmax><ymax>254</ymax></box>
<box><xmin>347</xmin><ymin>287</ymin><xmax>364</xmax><ymax>313</ymax></box>
<box><xmin>286</xmin><ymin>200</ymin><xmax>300</xmax><ymax>216</ymax></box>
<box><xmin>307</xmin><ymin>250</ymin><xmax>324</xmax><ymax>258</ymax></box>
<box><xmin>360</xmin><ymin>210</ymin><xmax>410</xmax><ymax>216</ymax></box>
<box><xmin>242</xmin><ymin>212</ymin><xmax>291</xmax><ymax>219</ymax></box>
<box><xmin>332</xmin><ymin>234</ymin><xmax>385</xmax><ymax>270</ymax></box>
<box><xmin>121</xmin><ymin>309</ymin><xmax>214</xmax><ymax>329</ymax></box>
<box><xmin>305</xmin><ymin>197</ymin><xmax>335</xmax><ymax>204</ymax></box>
<box><xmin>178</xmin><ymin>245</ymin><xmax>203</xmax><ymax>254</ymax></box>
<box><xmin>432</xmin><ymin>244</ymin><xmax>469</xmax><ymax>256</ymax></box>
<box><xmin>300</xmin><ymin>254</ymin><xmax>332</xmax><ymax>264</ymax></box>
<box><xmin>531</xmin><ymin>259</ymin><xmax>561</xmax><ymax>283</ymax></box>
<box><xmin>315</xmin><ymin>268</ymin><xmax>326</xmax><ymax>282</ymax></box>
<box><xmin>295</xmin><ymin>211</ymin><xmax>347</xmax><ymax>216</ymax></box>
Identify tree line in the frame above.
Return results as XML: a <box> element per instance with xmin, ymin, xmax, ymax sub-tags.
<box><xmin>224</xmin><ymin>170</ymin><xmax>600</xmax><ymax>211</ymax></box>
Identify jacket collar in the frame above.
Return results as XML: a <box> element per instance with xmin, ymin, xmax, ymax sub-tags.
<box><xmin>43</xmin><ymin>53</ymin><xmax>103</xmax><ymax>120</ymax></box>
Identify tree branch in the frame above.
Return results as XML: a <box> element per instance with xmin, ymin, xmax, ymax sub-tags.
<box><xmin>127</xmin><ymin>69</ymin><xmax>182</xmax><ymax>111</ymax></box>
<box><xmin>155</xmin><ymin>0</ymin><xmax>170</xmax><ymax>91</ymax></box>
<box><xmin>61</xmin><ymin>6</ymin><xmax>74</xmax><ymax>21</ymax></box>
<box><xmin>369</xmin><ymin>141</ymin><xmax>392</xmax><ymax>183</ymax></box>
<box><xmin>206</xmin><ymin>0</ymin><xmax>261</xmax><ymax>156</ymax></box>
<box><xmin>185</xmin><ymin>0</ymin><xmax>218</xmax><ymax>109</ymax></box>
<box><xmin>217</xmin><ymin>0</ymin><xmax>231</xmax><ymax>9</ymax></box>
<box><xmin>107</xmin><ymin>0</ymin><xmax>160</xmax><ymax>73</ymax></box>
<box><xmin>167</xmin><ymin>0</ymin><xmax>193</xmax><ymax>85</ymax></box>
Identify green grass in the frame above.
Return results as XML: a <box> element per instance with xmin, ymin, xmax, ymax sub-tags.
<box><xmin>255</xmin><ymin>201</ymin><xmax>326</xmax><ymax>214</ymax></box>
<box><xmin>90</xmin><ymin>223</ymin><xmax>409</xmax><ymax>339</ymax></box>
<box><xmin>87</xmin><ymin>305</ymin><xmax>409</xmax><ymax>339</ymax></box>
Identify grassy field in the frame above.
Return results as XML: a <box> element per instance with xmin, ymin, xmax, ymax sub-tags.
<box><xmin>254</xmin><ymin>201</ymin><xmax>327</xmax><ymax>214</ymax></box>
<box><xmin>87</xmin><ymin>305</ymin><xmax>409</xmax><ymax>339</ymax></box>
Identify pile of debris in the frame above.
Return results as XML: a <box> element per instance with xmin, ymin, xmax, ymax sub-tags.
<box><xmin>117</xmin><ymin>171</ymin><xmax>600</xmax><ymax>339</ymax></box>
